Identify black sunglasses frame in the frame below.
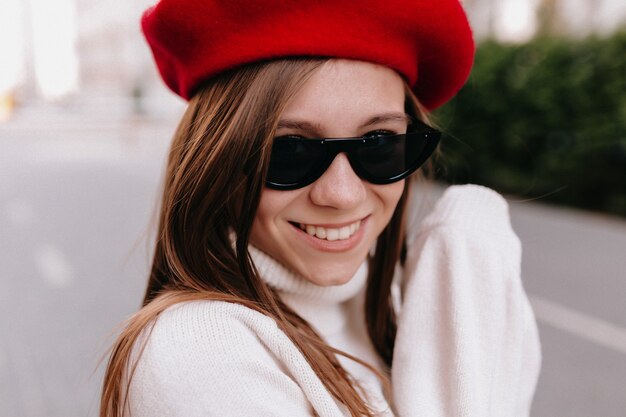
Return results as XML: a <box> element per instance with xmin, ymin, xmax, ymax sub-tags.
<box><xmin>266</xmin><ymin>123</ymin><xmax>441</xmax><ymax>190</ymax></box>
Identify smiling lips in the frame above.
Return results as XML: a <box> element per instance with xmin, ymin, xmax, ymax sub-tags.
<box><xmin>298</xmin><ymin>220</ymin><xmax>362</xmax><ymax>241</ymax></box>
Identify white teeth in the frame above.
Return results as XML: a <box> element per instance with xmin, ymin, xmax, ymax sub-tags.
<box><xmin>338</xmin><ymin>226</ymin><xmax>350</xmax><ymax>240</ymax></box>
<box><xmin>297</xmin><ymin>220</ymin><xmax>361</xmax><ymax>241</ymax></box>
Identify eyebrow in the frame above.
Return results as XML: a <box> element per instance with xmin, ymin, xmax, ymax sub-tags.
<box><xmin>276</xmin><ymin>112</ymin><xmax>411</xmax><ymax>135</ymax></box>
<box><xmin>275</xmin><ymin>120</ymin><xmax>322</xmax><ymax>135</ymax></box>
<box><xmin>361</xmin><ymin>112</ymin><xmax>411</xmax><ymax>128</ymax></box>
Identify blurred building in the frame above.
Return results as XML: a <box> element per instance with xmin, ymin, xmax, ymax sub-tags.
<box><xmin>75</xmin><ymin>0</ymin><xmax>148</xmax><ymax>97</ymax></box>
<box><xmin>0</xmin><ymin>0</ymin><xmax>177</xmax><ymax>118</ymax></box>
<box><xmin>465</xmin><ymin>0</ymin><xmax>626</xmax><ymax>42</ymax></box>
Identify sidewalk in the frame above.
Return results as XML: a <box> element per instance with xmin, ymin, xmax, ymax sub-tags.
<box><xmin>509</xmin><ymin>199</ymin><xmax>626</xmax><ymax>416</ymax></box>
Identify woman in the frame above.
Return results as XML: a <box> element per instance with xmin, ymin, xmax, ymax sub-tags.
<box><xmin>101</xmin><ymin>1</ymin><xmax>541</xmax><ymax>416</ymax></box>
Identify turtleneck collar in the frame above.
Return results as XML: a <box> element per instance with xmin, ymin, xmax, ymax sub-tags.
<box><xmin>248</xmin><ymin>245</ymin><xmax>369</xmax><ymax>304</ymax></box>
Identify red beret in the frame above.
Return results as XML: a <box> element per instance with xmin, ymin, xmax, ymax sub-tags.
<box><xmin>141</xmin><ymin>0</ymin><xmax>474</xmax><ymax>110</ymax></box>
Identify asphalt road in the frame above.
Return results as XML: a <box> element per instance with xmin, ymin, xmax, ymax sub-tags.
<box><xmin>1</xmin><ymin>109</ymin><xmax>625</xmax><ymax>416</ymax></box>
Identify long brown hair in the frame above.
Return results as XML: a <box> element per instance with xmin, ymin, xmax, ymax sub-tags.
<box><xmin>100</xmin><ymin>58</ymin><xmax>429</xmax><ymax>417</ymax></box>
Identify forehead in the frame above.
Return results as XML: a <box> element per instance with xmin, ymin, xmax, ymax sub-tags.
<box><xmin>279</xmin><ymin>59</ymin><xmax>406</xmax><ymax>133</ymax></box>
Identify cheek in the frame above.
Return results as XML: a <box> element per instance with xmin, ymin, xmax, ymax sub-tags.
<box><xmin>377</xmin><ymin>180</ymin><xmax>405</xmax><ymax>215</ymax></box>
<box><xmin>250</xmin><ymin>189</ymin><xmax>300</xmax><ymax>243</ymax></box>
<box><xmin>366</xmin><ymin>180</ymin><xmax>405</xmax><ymax>239</ymax></box>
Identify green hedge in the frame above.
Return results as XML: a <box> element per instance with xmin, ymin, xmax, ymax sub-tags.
<box><xmin>433</xmin><ymin>32</ymin><xmax>626</xmax><ymax>217</ymax></box>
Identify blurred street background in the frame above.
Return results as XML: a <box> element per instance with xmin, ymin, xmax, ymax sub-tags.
<box><xmin>1</xmin><ymin>0</ymin><xmax>625</xmax><ymax>416</ymax></box>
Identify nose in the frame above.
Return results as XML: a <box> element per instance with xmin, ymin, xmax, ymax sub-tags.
<box><xmin>309</xmin><ymin>153</ymin><xmax>366</xmax><ymax>209</ymax></box>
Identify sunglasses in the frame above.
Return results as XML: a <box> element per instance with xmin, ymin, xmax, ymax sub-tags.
<box><xmin>266</xmin><ymin>121</ymin><xmax>441</xmax><ymax>190</ymax></box>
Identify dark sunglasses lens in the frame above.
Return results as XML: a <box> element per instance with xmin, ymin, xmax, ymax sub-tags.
<box><xmin>354</xmin><ymin>133</ymin><xmax>430</xmax><ymax>182</ymax></box>
<box><xmin>267</xmin><ymin>139</ymin><xmax>324</xmax><ymax>186</ymax></box>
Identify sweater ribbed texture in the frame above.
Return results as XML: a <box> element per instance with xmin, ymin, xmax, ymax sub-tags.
<box><xmin>127</xmin><ymin>184</ymin><xmax>541</xmax><ymax>416</ymax></box>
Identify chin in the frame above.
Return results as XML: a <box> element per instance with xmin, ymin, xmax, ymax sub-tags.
<box><xmin>299</xmin><ymin>262</ymin><xmax>361</xmax><ymax>287</ymax></box>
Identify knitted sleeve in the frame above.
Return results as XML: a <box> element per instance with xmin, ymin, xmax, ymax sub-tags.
<box><xmin>392</xmin><ymin>185</ymin><xmax>541</xmax><ymax>416</ymax></box>
<box><xmin>127</xmin><ymin>301</ymin><xmax>346</xmax><ymax>417</ymax></box>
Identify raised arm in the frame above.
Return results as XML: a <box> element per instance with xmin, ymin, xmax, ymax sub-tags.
<box><xmin>392</xmin><ymin>185</ymin><xmax>541</xmax><ymax>416</ymax></box>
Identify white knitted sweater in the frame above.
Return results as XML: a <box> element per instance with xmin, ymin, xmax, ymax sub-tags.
<box><xmin>127</xmin><ymin>185</ymin><xmax>541</xmax><ymax>416</ymax></box>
